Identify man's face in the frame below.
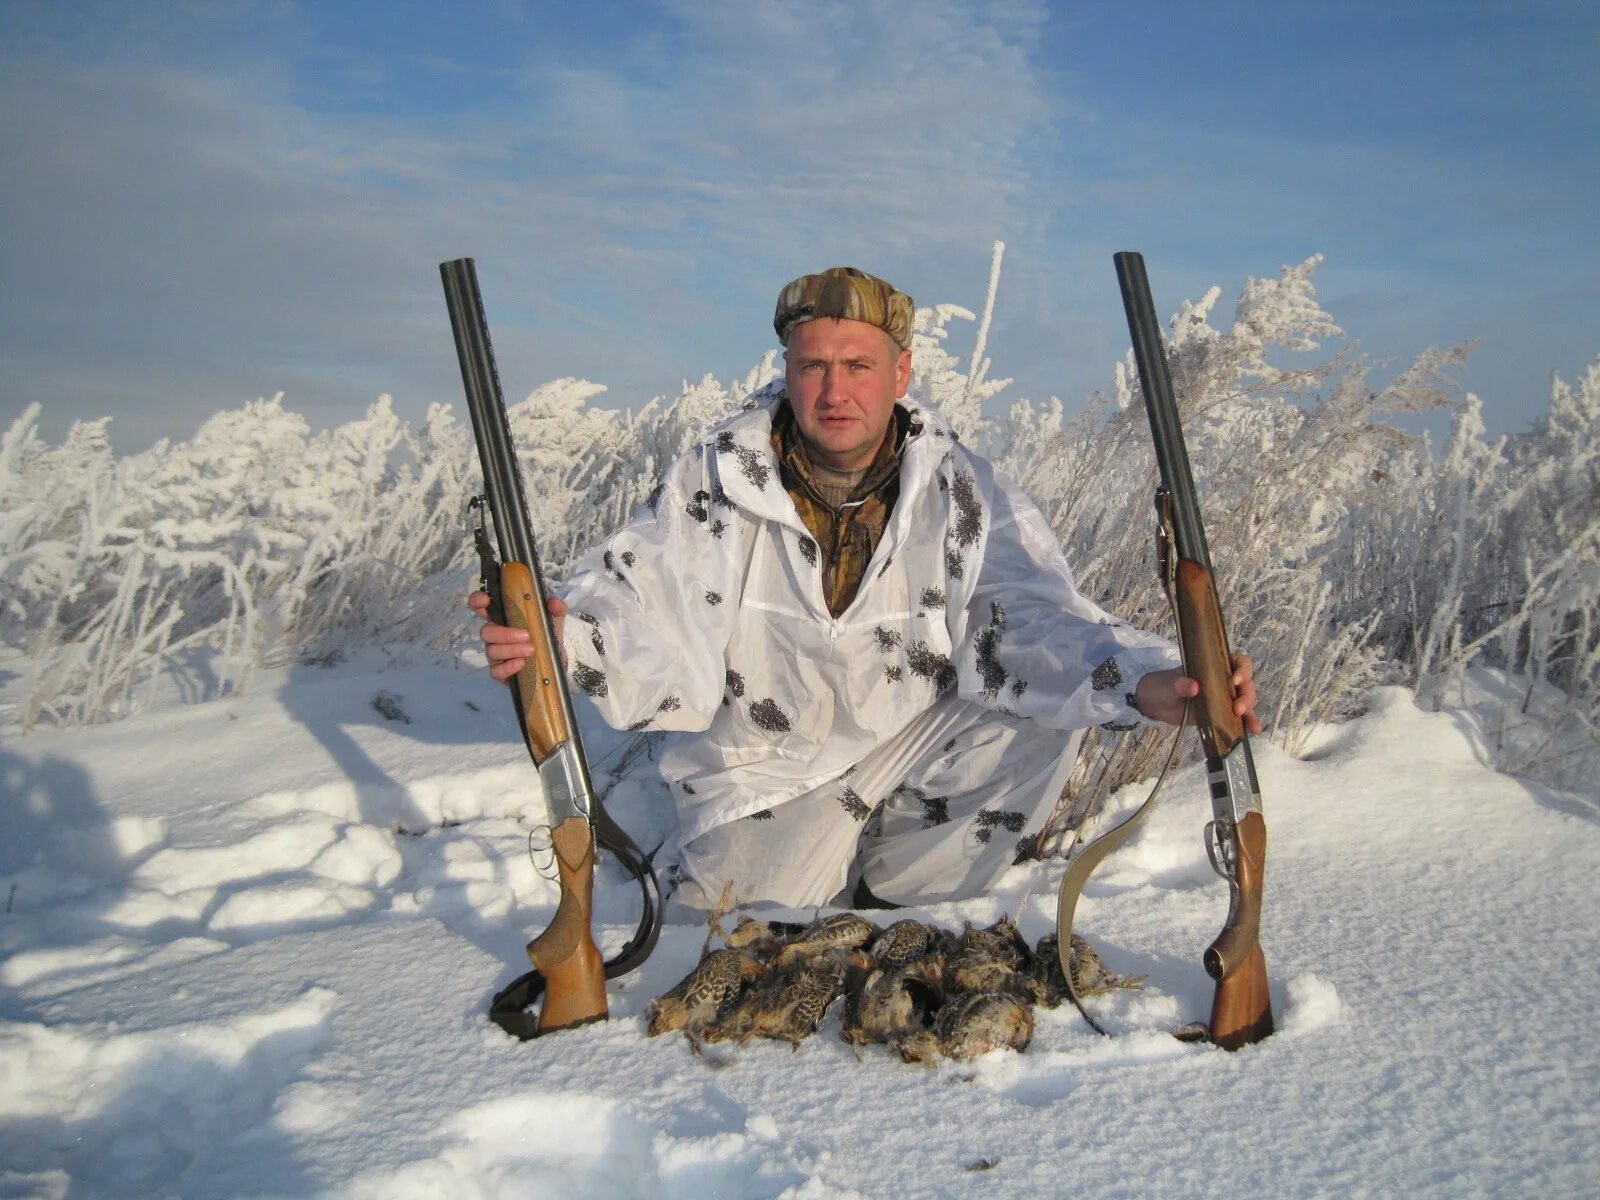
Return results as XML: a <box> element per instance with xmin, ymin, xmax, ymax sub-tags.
<box><xmin>783</xmin><ymin>318</ymin><xmax>912</xmax><ymax>472</ymax></box>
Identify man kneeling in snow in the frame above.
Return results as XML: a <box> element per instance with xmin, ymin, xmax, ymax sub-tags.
<box><xmin>472</xmin><ymin>266</ymin><xmax>1259</xmax><ymax>911</ymax></box>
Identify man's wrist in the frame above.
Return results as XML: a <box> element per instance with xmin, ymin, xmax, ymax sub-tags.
<box><xmin>1130</xmin><ymin>673</ymin><xmax>1150</xmax><ymax>717</ymax></box>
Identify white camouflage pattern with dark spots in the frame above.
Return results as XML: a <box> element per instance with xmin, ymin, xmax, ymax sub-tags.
<box><xmin>557</xmin><ymin>387</ymin><xmax>1177</xmax><ymax>848</ymax></box>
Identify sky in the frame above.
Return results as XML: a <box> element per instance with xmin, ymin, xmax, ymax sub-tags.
<box><xmin>3</xmin><ymin>0</ymin><xmax>1596</xmax><ymax>453</ymax></box>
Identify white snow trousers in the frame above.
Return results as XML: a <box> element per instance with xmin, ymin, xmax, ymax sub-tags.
<box><xmin>676</xmin><ymin>695</ymin><xmax>1080</xmax><ymax>910</ymax></box>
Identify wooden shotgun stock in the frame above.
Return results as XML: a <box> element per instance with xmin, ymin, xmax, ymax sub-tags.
<box><xmin>527</xmin><ymin>816</ymin><xmax>607</xmax><ymax>1029</ymax></box>
<box><xmin>499</xmin><ymin>562</ymin><xmax>608</xmax><ymax>1032</ymax></box>
<box><xmin>1207</xmin><ymin>814</ymin><xmax>1271</xmax><ymax>1048</ymax></box>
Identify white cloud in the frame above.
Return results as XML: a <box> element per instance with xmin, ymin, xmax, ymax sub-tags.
<box><xmin>517</xmin><ymin>0</ymin><xmax>1057</xmax><ymax>258</ymax></box>
<box><xmin>0</xmin><ymin>3</ymin><xmax>1063</xmax><ymax>451</ymax></box>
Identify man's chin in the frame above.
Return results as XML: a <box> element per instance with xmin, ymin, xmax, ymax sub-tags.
<box><xmin>814</xmin><ymin>430</ymin><xmax>862</xmax><ymax>452</ymax></box>
<box><xmin>802</xmin><ymin>425</ymin><xmax>855</xmax><ymax>450</ymax></box>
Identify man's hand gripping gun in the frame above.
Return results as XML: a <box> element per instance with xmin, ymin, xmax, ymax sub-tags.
<box><xmin>441</xmin><ymin>258</ymin><xmax>661</xmax><ymax>1038</ymax></box>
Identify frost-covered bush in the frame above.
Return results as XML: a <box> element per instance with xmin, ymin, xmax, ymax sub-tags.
<box><xmin>983</xmin><ymin>261</ymin><xmax>1403</xmax><ymax>826</ymax></box>
<box><xmin>982</xmin><ymin>260</ymin><xmax>1597</xmax><ymax>813</ymax></box>
<box><xmin>1</xmin><ymin>395</ymin><xmax>474</xmax><ymax>725</ymax></box>
<box><xmin>3</xmin><ymin>253</ymin><xmax>1594</xmax><ymax>804</ymax></box>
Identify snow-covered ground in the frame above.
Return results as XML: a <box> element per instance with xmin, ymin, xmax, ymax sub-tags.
<box><xmin>3</xmin><ymin>658</ymin><xmax>1597</xmax><ymax>1199</ymax></box>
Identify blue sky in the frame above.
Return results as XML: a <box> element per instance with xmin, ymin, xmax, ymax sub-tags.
<box><xmin>3</xmin><ymin>0</ymin><xmax>1595</xmax><ymax>452</ymax></box>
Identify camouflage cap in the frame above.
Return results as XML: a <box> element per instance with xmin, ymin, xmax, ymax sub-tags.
<box><xmin>773</xmin><ymin>266</ymin><xmax>915</xmax><ymax>351</ymax></box>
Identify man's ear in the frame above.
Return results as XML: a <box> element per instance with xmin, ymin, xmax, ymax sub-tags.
<box><xmin>895</xmin><ymin>346</ymin><xmax>912</xmax><ymax>397</ymax></box>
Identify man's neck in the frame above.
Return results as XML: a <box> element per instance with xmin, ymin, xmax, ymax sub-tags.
<box><xmin>804</xmin><ymin>458</ymin><xmax>870</xmax><ymax>510</ymax></box>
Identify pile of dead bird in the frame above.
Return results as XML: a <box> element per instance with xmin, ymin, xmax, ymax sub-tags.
<box><xmin>645</xmin><ymin>913</ymin><xmax>1143</xmax><ymax>1063</ymax></box>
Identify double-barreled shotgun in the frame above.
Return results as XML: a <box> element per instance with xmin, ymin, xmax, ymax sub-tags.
<box><xmin>1057</xmin><ymin>252</ymin><xmax>1273</xmax><ymax>1051</ymax></box>
<box><xmin>441</xmin><ymin>257</ymin><xmax>661</xmax><ymax>1039</ymax></box>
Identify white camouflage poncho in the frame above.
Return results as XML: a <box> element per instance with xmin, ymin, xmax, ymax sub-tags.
<box><xmin>559</xmin><ymin>389</ymin><xmax>1179</xmax><ymax>848</ymax></box>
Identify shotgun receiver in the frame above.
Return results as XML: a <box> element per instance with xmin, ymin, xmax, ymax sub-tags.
<box><xmin>1115</xmin><ymin>250</ymin><xmax>1272</xmax><ymax>1049</ymax></box>
<box><xmin>441</xmin><ymin>257</ymin><xmax>661</xmax><ymax>1038</ymax></box>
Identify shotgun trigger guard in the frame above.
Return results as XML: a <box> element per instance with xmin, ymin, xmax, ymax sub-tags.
<box><xmin>1204</xmin><ymin>818</ymin><xmax>1237</xmax><ymax>882</ymax></box>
